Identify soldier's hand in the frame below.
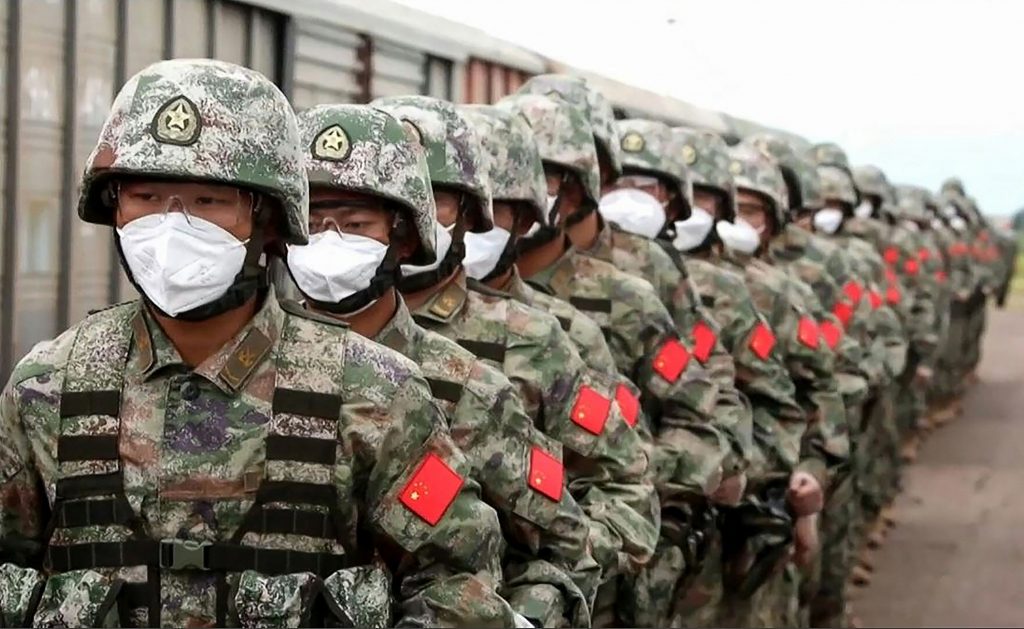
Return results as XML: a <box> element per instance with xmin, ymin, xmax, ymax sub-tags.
<box><xmin>787</xmin><ymin>471</ymin><xmax>823</xmax><ymax>516</ymax></box>
<box><xmin>711</xmin><ymin>472</ymin><xmax>748</xmax><ymax>506</ymax></box>
<box><xmin>793</xmin><ymin>513</ymin><xmax>820</xmax><ymax>568</ymax></box>
<box><xmin>915</xmin><ymin>366</ymin><xmax>934</xmax><ymax>386</ymax></box>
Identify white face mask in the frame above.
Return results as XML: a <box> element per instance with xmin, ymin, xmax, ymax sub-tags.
<box><xmin>463</xmin><ymin>227</ymin><xmax>511</xmax><ymax>280</ymax></box>
<box><xmin>931</xmin><ymin>218</ymin><xmax>944</xmax><ymax>231</ymax></box>
<box><xmin>950</xmin><ymin>216</ymin><xmax>967</xmax><ymax>232</ymax></box>
<box><xmin>901</xmin><ymin>219</ymin><xmax>920</xmax><ymax>233</ymax></box>
<box><xmin>287</xmin><ymin>230</ymin><xmax>388</xmax><ymax>304</ymax></box>
<box><xmin>716</xmin><ymin>217</ymin><xmax>760</xmax><ymax>255</ymax></box>
<box><xmin>598</xmin><ymin>188</ymin><xmax>666</xmax><ymax>240</ymax></box>
<box><xmin>853</xmin><ymin>200</ymin><xmax>874</xmax><ymax>220</ymax></box>
<box><xmin>941</xmin><ymin>204</ymin><xmax>958</xmax><ymax>219</ymax></box>
<box><xmin>813</xmin><ymin>208</ymin><xmax>845</xmax><ymax>235</ymax></box>
<box><xmin>401</xmin><ymin>222</ymin><xmax>453</xmax><ymax>278</ymax></box>
<box><xmin>117</xmin><ymin>212</ymin><xmax>248</xmax><ymax>317</ymax></box>
<box><xmin>672</xmin><ymin>206</ymin><xmax>715</xmax><ymax>252</ymax></box>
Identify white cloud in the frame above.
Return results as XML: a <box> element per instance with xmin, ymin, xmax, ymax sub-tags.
<box><xmin>394</xmin><ymin>0</ymin><xmax>1024</xmax><ymax>215</ymax></box>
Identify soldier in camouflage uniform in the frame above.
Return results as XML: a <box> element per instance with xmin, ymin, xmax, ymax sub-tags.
<box><xmin>715</xmin><ymin>143</ymin><xmax>853</xmax><ymax>628</ymax></box>
<box><xmin>0</xmin><ymin>60</ymin><xmax>518</xmax><ymax>628</ymax></box>
<box><xmin>495</xmin><ymin>92</ymin><xmax>737</xmax><ymax>628</ymax></box>
<box><xmin>370</xmin><ymin>95</ymin><xmax>666</xmax><ymax>626</ymax></box>
<box><xmin>281</xmin><ymin>103</ymin><xmax>603</xmax><ymax>628</ymax></box>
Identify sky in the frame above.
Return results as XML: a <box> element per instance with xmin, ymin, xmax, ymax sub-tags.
<box><xmin>394</xmin><ymin>0</ymin><xmax>1024</xmax><ymax>217</ymax></box>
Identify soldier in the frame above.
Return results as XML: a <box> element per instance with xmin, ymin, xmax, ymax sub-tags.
<box><xmin>496</xmin><ymin>92</ymin><xmax>736</xmax><ymax>628</ymax></box>
<box><xmin>0</xmin><ymin>60</ymin><xmax>516</xmax><ymax>628</ymax></box>
<box><xmin>281</xmin><ymin>103</ymin><xmax>601</xmax><ymax>628</ymax></box>
<box><xmin>369</xmin><ymin>95</ymin><xmax>664</xmax><ymax>623</ymax></box>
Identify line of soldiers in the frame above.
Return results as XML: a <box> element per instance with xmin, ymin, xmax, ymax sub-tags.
<box><xmin>0</xmin><ymin>58</ymin><xmax>1015</xmax><ymax>628</ymax></box>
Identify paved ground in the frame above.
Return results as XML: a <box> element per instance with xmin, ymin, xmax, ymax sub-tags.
<box><xmin>854</xmin><ymin>307</ymin><xmax>1024</xmax><ymax>627</ymax></box>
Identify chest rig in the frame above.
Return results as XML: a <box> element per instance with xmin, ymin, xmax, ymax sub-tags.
<box><xmin>41</xmin><ymin>303</ymin><xmax>359</xmax><ymax>627</ymax></box>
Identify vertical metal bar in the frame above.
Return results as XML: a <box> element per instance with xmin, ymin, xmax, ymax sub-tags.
<box><xmin>56</xmin><ymin>0</ymin><xmax>78</xmax><ymax>331</ymax></box>
<box><xmin>107</xmin><ymin>0</ymin><xmax>128</xmax><ymax>305</ymax></box>
<box><xmin>1</xmin><ymin>0</ymin><xmax>22</xmax><ymax>383</ymax></box>
<box><xmin>278</xmin><ymin>15</ymin><xmax>295</xmax><ymax>98</ymax></box>
<box><xmin>243</xmin><ymin>4</ymin><xmax>254</xmax><ymax>68</ymax></box>
<box><xmin>163</xmin><ymin>0</ymin><xmax>174</xmax><ymax>59</ymax></box>
<box><xmin>421</xmin><ymin>55</ymin><xmax>431</xmax><ymax>96</ymax></box>
<box><xmin>356</xmin><ymin>33</ymin><xmax>373</xmax><ymax>104</ymax></box>
<box><xmin>206</xmin><ymin>0</ymin><xmax>217</xmax><ymax>58</ymax></box>
<box><xmin>444</xmin><ymin>58</ymin><xmax>453</xmax><ymax>101</ymax></box>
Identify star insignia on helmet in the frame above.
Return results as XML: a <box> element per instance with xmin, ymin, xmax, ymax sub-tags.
<box><xmin>151</xmin><ymin>96</ymin><xmax>201</xmax><ymax>146</ymax></box>
<box><xmin>621</xmin><ymin>132</ymin><xmax>644</xmax><ymax>153</ymax></box>
<box><xmin>729</xmin><ymin>160</ymin><xmax>744</xmax><ymax>175</ymax></box>
<box><xmin>401</xmin><ymin>119</ymin><xmax>424</xmax><ymax>147</ymax></box>
<box><xmin>681</xmin><ymin>145</ymin><xmax>697</xmax><ymax>165</ymax></box>
<box><xmin>312</xmin><ymin>125</ymin><xmax>351</xmax><ymax>162</ymax></box>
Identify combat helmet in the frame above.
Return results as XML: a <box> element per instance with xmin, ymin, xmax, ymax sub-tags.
<box><xmin>817</xmin><ymin>165</ymin><xmax>860</xmax><ymax>212</ymax></box>
<box><xmin>615</xmin><ymin>119</ymin><xmax>693</xmax><ymax>209</ymax></box>
<box><xmin>670</xmin><ymin>127</ymin><xmax>738</xmax><ymax>219</ymax></box>
<box><xmin>894</xmin><ymin>184</ymin><xmax>931</xmax><ymax>224</ymax></box>
<box><xmin>745</xmin><ymin>132</ymin><xmax>824</xmax><ymax>213</ymax></box>
<box><xmin>727</xmin><ymin>143</ymin><xmax>789</xmax><ymax>233</ymax></box>
<box><xmin>809</xmin><ymin>141</ymin><xmax>850</xmax><ymax>169</ymax></box>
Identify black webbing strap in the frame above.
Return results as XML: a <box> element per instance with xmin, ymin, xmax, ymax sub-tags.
<box><xmin>569</xmin><ymin>296</ymin><xmax>612</xmax><ymax>314</ymax></box>
<box><xmin>425</xmin><ymin>378</ymin><xmax>464</xmax><ymax>404</ymax></box>
<box><xmin>256</xmin><ymin>480</ymin><xmax>337</xmax><ymax>507</ymax></box>
<box><xmin>556</xmin><ymin>316</ymin><xmax>572</xmax><ymax>332</ymax></box>
<box><xmin>456</xmin><ymin>339</ymin><xmax>507</xmax><ymax>364</ymax></box>
<box><xmin>59</xmin><ymin>390</ymin><xmax>121</xmax><ymax>418</ymax></box>
<box><xmin>272</xmin><ymin>388</ymin><xmax>343</xmax><ymax>420</ymax></box>
<box><xmin>45</xmin><ymin>539</ymin><xmax>158</xmax><ymax>572</ymax></box>
<box><xmin>256</xmin><ymin>508</ymin><xmax>334</xmax><ymax>539</ymax></box>
<box><xmin>265</xmin><ymin>435</ymin><xmax>337</xmax><ymax>465</ymax></box>
<box><xmin>57</xmin><ymin>497</ymin><xmax>133</xmax><ymax>528</ymax></box>
<box><xmin>57</xmin><ymin>435</ymin><xmax>119</xmax><ymax>462</ymax></box>
<box><xmin>205</xmin><ymin>544</ymin><xmax>348</xmax><ymax>577</ymax></box>
<box><xmin>56</xmin><ymin>471</ymin><xmax>125</xmax><ymax>500</ymax></box>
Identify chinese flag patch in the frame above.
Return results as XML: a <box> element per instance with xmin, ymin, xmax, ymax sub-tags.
<box><xmin>691</xmin><ymin>321</ymin><xmax>717</xmax><ymax>364</ymax></box>
<box><xmin>868</xmin><ymin>290</ymin><xmax>883</xmax><ymax>310</ymax></box>
<box><xmin>399</xmin><ymin>453</ymin><xmax>464</xmax><ymax>526</ymax></box>
<box><xmin>653</xmin><ymin>338</ymin><xmax>691</xmax><ymax>383</ymax></box>
<box><xmin>615</xmin><ymin>384</ymin><xmax>640</xmax><ymax>428</ymax></box>
<box><xmin>843</xmin><ymin>281</ymin><xmax>863</xmax><ymax>305</ymax></box>
<box><xmin>918</xmin><ymin>248</ymin><xmax>930</xmax><ymax>261</ymax></box>
<box><xmin>935</xmin><ymin>270</ymin><xmax>947</xmax><ymax>283</ymax></box>
<box><xmin>748</xmin><ymin>322</ymin><xmax>776</xmax><ymax>360</ymax></box>
<box><xmin>904</xmin><ymin>259</ymin><xmax>919</xmax><ymax>275</ymax></box>
<box><xmin>885</xmin><ymin>268</ymin><xmax>898</xmax><ymax>284</ymax></box>
<box><xmin>819</xmin><ymin>320</ymin><xmax>842</xmax><ymax>350</ymax></box>
<box><xmin>832</xmin><ymin>301</ymin><xmax>854</xmax><ymax>328</ymax></box>
<box><xmin>883</xmin><ymin>247</ymin><xmax>900</xmax><ymax>265</ymax></box>
<box><xmin>797</xmin><ymin>316</ymin><xmax>820</xmax><ymax>349</ymax></box>
<box><xmin>571</xmin><ymin>385</ymin><xmax>611</xmax><ymax>435</ymax></box>
<box><xmin>886</xmin><ymin>286</ymin><xmax>902</xmax><ymax>305</ymax></box>
<box><xmin>528</xmin><ymin>446</ymin><xmax>564</xmax><ymax>502</ymax></box>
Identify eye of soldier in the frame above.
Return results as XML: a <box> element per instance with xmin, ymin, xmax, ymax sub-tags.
<box><xmin>309</xmin><ymin>202</ymin><xmax>392</xmax><ymax>239</ymax></box>
<box><xmin>117</xmin><ymin>180</ymin><xmax>252</xmax><ymax>228</ymax></box>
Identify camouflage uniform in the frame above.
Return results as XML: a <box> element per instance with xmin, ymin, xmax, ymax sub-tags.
<box><xmin>371</xmin><ymin>96</ymin><xmax>663</xmax><ymax>614</ymax></box>
<box><xmin>499</xmin><ymin>93</ymin><xmax>736</xmax><ymax>628</ymax></box>
<box><xmin>291</xmin><ymin>104</ymin><xmax>601</xmax><ymax>628</ymax></box>
<box><xmin>0</xmin><ymin>60</ymin><xmax>515</xmax><ymax>628</ymax></box>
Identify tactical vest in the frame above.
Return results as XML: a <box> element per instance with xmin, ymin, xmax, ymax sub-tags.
<box><xmin>24</xmin><ymin>302</ymin><xmax>385</xmax><ymax>627</ymax></box>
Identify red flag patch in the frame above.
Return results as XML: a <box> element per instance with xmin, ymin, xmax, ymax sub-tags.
<box><xmin>528</xmin><ymin>446</ymin><xmax>564</xmax><ymax>502</ymax></box>
<box><xmin>884</xmin><ymin>247</ymin><xmax>899</xmax><ymax>265</ymax></box>
<box><xmin>797</xmin><ymin>316</ymin><xmax>820</xmax><ymax>349</ymax></box>
<box><xmin>615</xmin><ymin>384</ymin><xmax>640</xmax><ymax>428</ymax></box>
<box><xmin>820</xmin><ymin>320</ymin><xmax>842</xmax><ymax>350</ymax></box>
<box><xmin>399</xmin><ymin>453</ymin><xmax>464</xmax><ymax>526</ymax></box>
<box><xmin>748</xmin><ymin>322</ymin><xmax>776</xmax><ymax>360</ymax></box>
<box><xmin>904</xmin><ymin>259</ymin><xmax>919</xmax><ymax>275</ymax></box>
<box><xmin>832</xmin><ymin>301</ymin><xmax>854</xmax><ymax>328</ymax></box>
<box><xmin>843</xmin><ymin>281</ymin><xmax>863</xmax><ymax>305</ymax></box>
<box><xmin>886</xmin><ymin>286</ymin><xmax>902</xmax><ymax>305</ymax></box>
<box><xmin>918</xmin><ymin>248</ymin><xmax>930</xmax><ymax>261</ymax></box>
<box><xmin>691</xmin><ymin>321</ymin><xmax>717</xmax><ymax>364</ymax></box>
<box><xmin>571</xmin><ymin>385</ymin><xmax>611</xmax><ymax>435</ymax></box>
<box><xmin>868</xmin><ymin>290</ymin><xmax>883</xmax><ymax>310</ymax></box>
<box><xmin>885</xmin><ymin>268</ymin><xmax>897</xmax><ymax>284</ymax></box>
<box><xmin>653</xmin><ymin>338</ymin><xmax>691</xmax><ymax>383</ymax></box>
<box><xmin>935</xmin><ymin>270</ymin><xmax>947</xmax><ymax>283</ymax></box>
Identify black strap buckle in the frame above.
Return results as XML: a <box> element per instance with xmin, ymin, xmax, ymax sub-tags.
<box><xmin>159</xmin><ymin>539</ymin><xmax>211</xmax><ymax>571</ymax></box>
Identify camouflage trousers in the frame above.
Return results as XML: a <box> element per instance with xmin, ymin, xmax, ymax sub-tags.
<box><xmin>807</xmin><ymin>474</ymin><xmax>856</xmax><ymax>629</ymax></box>
<box><xmin>964</xmin><ymin>301</ymin><xmax>988</xmax><ymax>374</ymax></box>
<box><xmin>718</xmin><ymin>561</ymin><xmax>802</xmax><ymax>628</ymax></box>
<box><xmin>895</xmin><ymin>351</ymin><xmax>927</xmax><ymax>442</ymax></box>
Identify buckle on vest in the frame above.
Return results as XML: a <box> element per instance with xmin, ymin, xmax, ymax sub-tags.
<box><xmin>159</xmin><ymin>539</ymin><xmax>211</xmax><ymax>570</ymax></box>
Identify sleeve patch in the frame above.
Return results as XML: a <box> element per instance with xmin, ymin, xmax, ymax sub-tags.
<box><xmin>615</xmin><ymin>383</ymin><xmax>640</xmax><ymax>428</ymax></box>
<box><xmin>399</xmin><ymin>453</ymin><xmax>465</xmax><ymax>526</ymax></box>
<box><xmin>528</xmin><ymin>446</ymin><xmax>564</xmax><ymax>502</ymax></box>
<box><xmin>918</xmin><ymin>247</ymin><xmax>930</xmax><ymax>261</ymax></box>
<box><xmin>571</xmin><ymin>385</ymin><xmax>611</xmax><ymax>435</ymax></box>
<box><xmin>886</xmin><ymin>286</ymin><xmax>902</xmax><ymax>305</ymax></box>
<box><xmin>832</xmin><ymin>301</ymin><xmax>854</xmax><ymax>328</ymax></box>
<box><xmin>935</xmin><ymin>270</ymin><xmax>947</xmax><ymax>283</ymax></box>
<box><xmin>883</xmin><ymin>247</ymin><xmax>900</xmax><ymax>265</ymax></box>
<box><xmin>842</xmin><ymin>281</ymin><xmax>863</xmax><ymax>306</ymax></box>
<box><xmin>748</xmin><ymin>322</ymin><xmax>776</xmax><ymax>360</ymax></box>
<box><xmin>653</xmin><ymin>338</ymin><xmax>691</xmax><ymax>383</ymax></box>
<box><xmin>868</xmin><ymin>290</ymin><xmax>883</xmax><ymax>310</ymax></box>
<box><xmin>819</xmin><ymin>320</ymin><xmax>842</xmax><ymax>350</ymax></box>
<box><xmin>904</xmin><ymin>259</ymin><xmax>920</xmax><ymax>275</ymax></box>
<box><xmin>691</xmin><ymin>321</ymin><xmax>717</xmax><ymax>364</ymax></box>
<box><xmin>797</xmin><ymin>316</ymin><xmax>820</xmax><ymax>349</ymax></box>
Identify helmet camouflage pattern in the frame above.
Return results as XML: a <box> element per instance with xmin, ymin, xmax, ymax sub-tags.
<box><xmin>517</xmin><ymin>74</ymin><xmax>622</xmax><ymax>179</ymax></box>
<box><xmin>894</xmin><ymin>184</ymin><xmax>932</xmax><ymax>223</ymax></box>
<box><xmin>809</xmin><ymin>141</ymin><xmax>850</xmax><ymax>169</ymax></box>
<box><xmin>458</xmin><ymin>104</ymin><xmax>547</xmax><ymax>222</ymax></box>
<box><xmin>372</xmin><ymin>95</ymin><xmax>494</xmax><ymax>232</ymax></box>
<box><xmin>728</xmin><ymin>143</ymin><xmax>788</xmax><ymax>228</ymax></box>
<box><xmin>616</xmin><ymin>119</ymin><xmax>692</xmax><ymax>206</ymax></box>
<box><xmin>941</xmin><ymin>176</ymin><xmax>966</xmax><ymax>197</ymax></box>
<box><xmin>497</xmin><ymin>94</ymin><xmax>601</xmax><ymax>209</ymax></box>
<box><xmin>817</xmin><ymin>165</ymin><xmax>859</xmax><ymax>208</ymax></box>
<box><xmin>297</xmin><ymin>104</ymin><xmax>436</xmax><ymax>264</ymax></box>
<box><xmin>80</xmin><ymin>58</ymin><xmax>309</xmax><ymax>244</ymax></box>
<box><xmin>670</xmin><ymin>127</ymin><xmax>737</xmax><ymax>218</ymax></box>
<box><xmin>852</xmin><ymin>164</ymin><xmax>891</xmax><ymax>202</ymax></box>
<box><xmin>745</xmin><ymin>132</ymin><xmax>824</xmax><ymax>211</ymax></box>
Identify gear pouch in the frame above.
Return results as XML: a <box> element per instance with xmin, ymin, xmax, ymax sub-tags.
<box><xmin>0</xmin><ymin>563</ymin><xmax>44</xmax><ymax>628</ymax></box>
<box><xmin>32</xmin><ymin>569</ymin><xmax>124</xmax><ymax>628</ymax></box>
<box><xmin>321</xmin><ymin>564</ymin><xmax>392</xmax><ymax>628</ymax></box>
<box><xmin>232</xmin><ymin>570</ymin><xmax>323</xmax><ymax>629</ymax></box>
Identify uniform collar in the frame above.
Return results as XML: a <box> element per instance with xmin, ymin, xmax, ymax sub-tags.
<box><xmin>497</xmin><ymin>268</ymin><xmax>536</xmax><ymax>306</ymax></box>
<box><xmin>408</xmin><ymin>273</ymin><xmax>469</xmax><ymax>325</ymax></box>
<box><xmin>526</xmin><ymin>245</ymin><xmax>578</xmax><ymax>298</ymax></box>
<box><xmin>579</xmin><ymin>220</ymin><xmax>617</xmax><ymax>265</ymax></box>
<box><xmin>130</xmin><ymin>290</ymin><xmax>283</xmax><ymax>395</ymax></box>
<box><xmin>375</xmin><ymin>297</ymin><xmax>421</xmax><ymax>356</ymax></box>
<box><xmin>768</xmin><ymin>223</ymin><xmax>810</xmax><ymax>262</ymax></box>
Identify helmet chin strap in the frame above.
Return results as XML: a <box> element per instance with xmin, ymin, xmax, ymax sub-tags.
<box><xmin>398</xmin><ymin>196</ymin><xmax>469</xmax><ymax>294</ymax></box>
<box><xmin>293</xmin><ymin>243</ymin><xmax>401</xmax><ymax>316</ymax></box>
<box><xmin>517</xmin><ymin>172</ymin><xmax>569</xmax><ymax>254</ymax></box>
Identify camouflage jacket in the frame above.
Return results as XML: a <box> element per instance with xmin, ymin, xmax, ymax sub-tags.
<box><xmin>583</xmin><ymin>223</ymin><xmax>753</xmax><ymax>478</ymax></box>
<box><xmin>0</xmin><ymin>292</ymin><xmax>515</xmax><ymax>628</ymax></box>
<box><xmin>407</xmin><ymin>273</ymin><xmax>660</xmax><ymax>582</ymax></box>
<box><xmin>523</xmin><ymin>246</ymin><xmax>732</xmax><ymax>506</ymax></box>
<box><xmin>374</xmin><ymin>299</ymin><xmax>600</xmax><ymax>627</ymax></box>
<box><xmin>684</xmin><ymin>255</ymin><xmax>807</xmax><ymax>484</ymax></box>
<box><xmin>872</xmin><ymin>225</ymin><xmax>939</xmax><ymax>364</ymax></box>
<box><xmin>718</xmin><ymin>250</ymin><xmax>851</xmax><ymax>489</ymax></box>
